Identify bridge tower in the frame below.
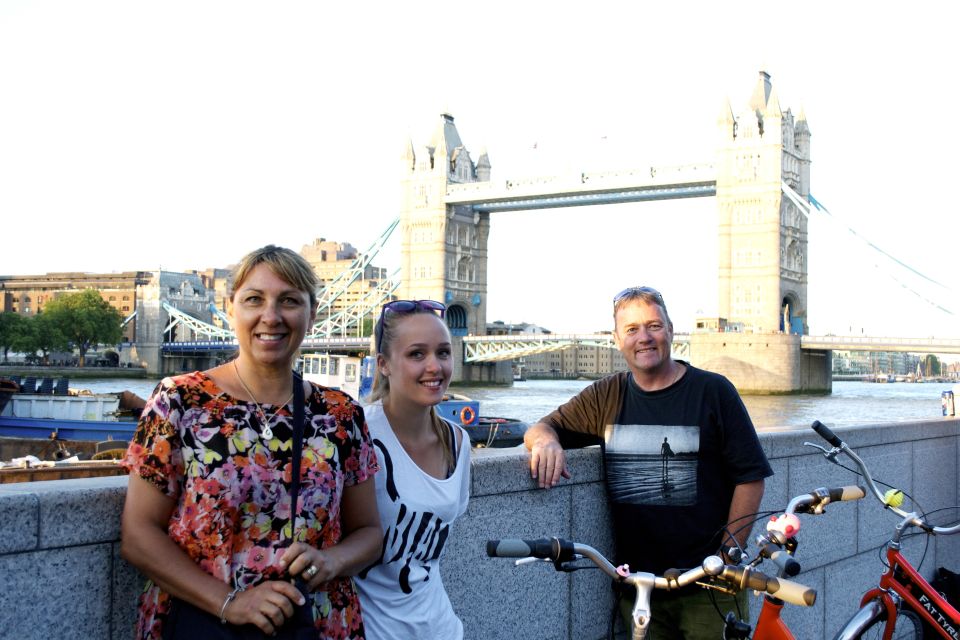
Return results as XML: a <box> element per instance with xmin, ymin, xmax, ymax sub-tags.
<box><xmin>694</xmin><ymin>71</ymin><xmax>828</xmax><ymax>393</ymax></box>
<box><xmin>716</xmin><ymin>71</ymin><xmax>812</xmax><ymax>335</ymax></box>
<box><xmin>399</xmin><ymin>114</ymin><xmax>507</xmax><ymax>382</ymax></box>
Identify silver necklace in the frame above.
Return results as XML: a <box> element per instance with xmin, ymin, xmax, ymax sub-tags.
<box><xmin>233</xmin><ymin>361</ymin><xmax>294</xmax><ymax>442</ymax></box>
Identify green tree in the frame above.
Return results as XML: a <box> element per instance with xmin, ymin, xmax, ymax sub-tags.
<box><xmin>0</xmin><ymin>312</ymin><xmax>29</xmax><ymax>362</ymax></box>
<box><xmin>17</xmin><ymin>313</ymin><xmax>69</xmax><ymax>365</ymax></box>
<box><xmin>923</xmin><ymin>354</ymin><xmax>942</xmax><ymax>377</ymax></box>
<box><xmin>361</xmin><ymin>316</ymin><xmax>375</xmax><ymax>338</ymax></box>
<box><xmin>43</xmin><ymin>289</ymin><xmax>123</xmax><ymax>367</ymax></box>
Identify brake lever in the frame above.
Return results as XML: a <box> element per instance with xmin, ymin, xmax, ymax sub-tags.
<box><xmin>803</xmin><ymin>441</ymin><xmax>839</xmax><ymax>462</ymax></box>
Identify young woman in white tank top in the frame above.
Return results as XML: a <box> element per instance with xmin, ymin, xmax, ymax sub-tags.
<box><xmin>355</xmin><ymin>300</ymin><xmax>469</xmax><ymax>640</ymax></box>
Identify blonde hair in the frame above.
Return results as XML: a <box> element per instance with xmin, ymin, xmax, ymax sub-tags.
<box><xmin>612</xmin><ymin>286</ymin><xmax>671</xmax><ymax>325</ymax></box>
<box><xmin>230</xmin><ymin>245</ymin><xmax>319</xmax><ymax>307</ymax></box>
<box><xmin>368</xmin><ymin>310</ymin><xmax>455</xmax><ymax>471</ymax></box>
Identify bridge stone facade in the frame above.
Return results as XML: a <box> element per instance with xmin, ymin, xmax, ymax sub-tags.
<box><xmin>398</xmin><ymin>114</ymin><xmax>509</xmax><ymax>383</ymax></box>
<box><xmin>716</xmin><ymin>70</ymin><xmax>812</xmax><ymax>335</ymax></box>
<box><xmin>130</xmin><ymin>270</ymin><xmax>223</xmax><ymax>375</ymax></box>
<box><xmin>399</xmin><ymin>114</ymin><xmax>492</xmax><ymax>338</ymax></box>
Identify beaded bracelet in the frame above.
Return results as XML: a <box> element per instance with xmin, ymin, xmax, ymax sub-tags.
<box><xmin>219</xmin><ymin>584</ymin><xmax>246</xmax><ymax>625</ymax></box>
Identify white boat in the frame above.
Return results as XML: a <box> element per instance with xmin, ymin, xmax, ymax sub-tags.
<box><xmin>298</xmin><ymin>354</ymin><xmax>527</xmax><ymax>447</ymax></box>
<box><xmin>300</xmin><ymin>353</ymin><xmax>364</xmax><ymax>398</ymax></box>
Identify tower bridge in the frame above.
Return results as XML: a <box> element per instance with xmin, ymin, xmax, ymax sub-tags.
<box><xmin>395</xmin><ymin>70</ymin><xmax>820</xmax><ymax>392</ymax></box>
<box><xmin>150</xmin><ymin>72</ymin><xmax>951</xmax><ymax>392</ymax></box>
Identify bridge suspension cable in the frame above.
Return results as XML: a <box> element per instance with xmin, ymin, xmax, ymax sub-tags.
<box><xmin>209</xmin><ymin>302</ymin><xmax>232</xmax><ymax>329</ymax></box>
<box><xmin>161</xmin><ymin>302</ymin><xmax>235</xmax><ymax>340</ymax></box>
<box><xmin>309</xmin><ymin>269</ymin><xmax>401</xmax><ymax>339</ymax></box>
<box><xmin>782</xmin><ymin>182</ymin><xmax>955</xmax><ymax>317</ymax></box>
<box><xmin>313</xmin><ymin>217</ymin><xmax>400</xmax><ymax>319</ymax></box>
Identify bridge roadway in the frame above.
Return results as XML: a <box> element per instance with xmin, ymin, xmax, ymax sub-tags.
<box><xmin>444</xmin><ymin>163</ymin><xmax>717</xmax><ymax>211</ymax></box>
<box><xmin>161</xmin><ymin>333</ymin><xmax>960</xmax><ymax>359</ymax></box>
<box><xmin>161</xmin><ymin>336</ymin><xmax>370</xmax><ymax>354</ymax></box>
<box><xmin>463</xmin><ymin>333</ymin><xmax>960</xmax><ymax>360</ymax></box>
<box><xmin>462</xmin><ymin>333</ymin><xmax>691</xmax><ymax>362</ymax></box>
<box><xmin>799</xmin><ymin>334</ymin><xmax>960</xmax><ymax>354</ymax></box>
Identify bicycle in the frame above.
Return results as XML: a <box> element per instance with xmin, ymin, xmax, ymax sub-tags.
<box><xmin>721</xmin><ymin>483</ymin><xmax>866</xmax><ymax>639</ymax></box>
<box><xmin>807</xmin><ymin>420</ymin><xmax>960</xmax><ymax>639</ymax></box>
<box><xmin>485</xmin><ymin>537</ymin><xmax>816</xmax><ymax>639</ymax></box>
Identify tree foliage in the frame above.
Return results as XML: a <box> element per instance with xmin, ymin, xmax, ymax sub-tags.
<box><xmin>42</xmin><ymin>289</ymin><xmax>123</xmax><ymax>366</ymax></box>
<box><xmin>0</xmin><ymin>312</ymin><xmax>28</xmax><ymax>362</ymax></box>
<box><xmin>923</xmin><ymin>354</ymin><xmax>942</xmax><ymax>377</ymax></box>
<box><xmin>18</xmin><ymin>313</ymin><xmax>69</xmax><ymax>364</ymax></box>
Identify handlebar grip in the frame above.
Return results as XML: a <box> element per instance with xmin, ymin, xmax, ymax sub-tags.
<box><xmin>811</xmin><ymin>420</ymin><xmax>842</xmax><ymax>447</ymax></box>
<box><xmin>830</xmin><ymin>485</ymin><xmax>866</xmax><ymax>502</ymax></box>
<box><xmin>758</xmin><ymin>541</ymin><xmax>801</xmax><ymax>577</ymax></box>
<box><xmin>766</xmin><ymin>576</ymin><xmax>817</xmax><ymax>607</ymax></box>
<box><xmin>486</xmin><ymin>538</ymin><xmax>553</xmax><ymax>559</ymax></box>
<box><xmin>741</xmin><ymin>569</ymin><xmax>816</xmax><ymax>606</ymax></box>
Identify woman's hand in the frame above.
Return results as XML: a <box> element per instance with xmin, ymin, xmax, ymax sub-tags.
<box><xmin>280</xmin><ymin>542</ymin><xmax>341</xmax><ymax>590</ymax></box>
<box><xmin>224</xmin><ymin>580</ymin><xmax>305</xmax><ymax>634</ymax></box>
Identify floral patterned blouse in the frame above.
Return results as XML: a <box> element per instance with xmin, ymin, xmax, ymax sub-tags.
<box><xmin>123</xmin><ymin>371</ymin><xmax>379</xmax><ymax>640</ymax></box>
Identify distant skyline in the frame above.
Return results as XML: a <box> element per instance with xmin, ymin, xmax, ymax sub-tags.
<box><xmin>2</xmin><ymin>2</ymin><xmax>956</xmax><ymax>341</ymax></box>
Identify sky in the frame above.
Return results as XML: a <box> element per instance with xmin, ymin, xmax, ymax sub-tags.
<box><xmin>2</xmin><ymin>1</ymin><xmax>957</xmax><ymax>341</ymax></box>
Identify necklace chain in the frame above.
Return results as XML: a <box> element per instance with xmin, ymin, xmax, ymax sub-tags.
<box><xmin>233</xmin><ymin>361</ymin><xmax>294</xmax><ymax>442</ymax></box>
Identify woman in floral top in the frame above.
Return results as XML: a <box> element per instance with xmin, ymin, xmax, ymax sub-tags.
<box><xmin>121</xmin><ymin>245</ymin><xmax>381</xmax><ymax>639</ymax></box>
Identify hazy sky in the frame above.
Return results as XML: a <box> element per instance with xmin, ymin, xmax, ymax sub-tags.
<box><xmin>2</xmin><ymin>2</ymin><xmax>957</xmax><ymax>340</ymax></box>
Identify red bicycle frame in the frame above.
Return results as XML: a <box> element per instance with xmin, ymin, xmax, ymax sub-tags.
<box><xmin>753</xmin><ymin>596</ymin><xmax>794</xmax><ymax>639</ymax></box>
<box><xmin>859</xmin><ymin>545</ymin><xmax>960</xmax><ymax>640</ymax></box>
<box><xmin>750</xmin><ymin>547</ymin><xmax>960</xmax><ymax>640</ymax></box>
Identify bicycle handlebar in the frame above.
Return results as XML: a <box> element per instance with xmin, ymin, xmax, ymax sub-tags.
<box><xmin>811</xmin><ymin>420</ymin><xmax>842</xmax><ymax>447</ymax></box>
<box><xmin>486</xmin><ymin>538</ymin><xmax>560</xmax><ymax>560</ymax></box>
<box><xmin>786</xmin><ymin>485</ymin><xmax>866</xmax><ymax>516</ymax></box>
<box><xmin>757</xmin><ymin>540</ymin><xmax>801</xmax><ymax>577</ymax></box>
<box><xmin>758</xmin><ymin>483</ymin><xmax>865</xmax><ymax>578</ymax></box>
<box><xmin>809</xmin><ymin>420</ymin><xmax>960</xmax><ymax>538</ymax></box>
<box><xmin>486</xmin><ymin>537</ymin><xmax>816</xmax><ymax>607</ymax></box>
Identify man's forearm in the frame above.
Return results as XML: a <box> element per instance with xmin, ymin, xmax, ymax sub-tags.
<box><xmin>726</xmin><ymin>479</ymin><xmax>765</xmax><ymax>549</ymax></box>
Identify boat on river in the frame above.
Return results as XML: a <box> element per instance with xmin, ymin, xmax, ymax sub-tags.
<box><xmin>0</xmin><ymin>375</ymin><xmax>139</xmax><ymax>481</ymax></box>
<box><xmin>300</xmin><ymin>353</ymin><xmax>528</xmax><ymax>448</ymax></box>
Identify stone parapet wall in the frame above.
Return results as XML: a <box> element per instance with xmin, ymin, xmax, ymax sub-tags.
<box><xmin>1</xmin><ymin>419</ymin><xmax>957</xmax><ymax>639</ymax></box>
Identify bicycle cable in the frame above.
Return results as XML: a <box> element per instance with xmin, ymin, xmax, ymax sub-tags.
<box><xmin>826</xmin><ymin>456</ymin><xmax>941</xmax><ymax>571</ymax></box>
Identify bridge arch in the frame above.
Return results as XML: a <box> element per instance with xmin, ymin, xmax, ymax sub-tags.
<box><xmin>781</xmin><ymin>292</ymin><xmax>802</xmax><ymax>334</ymax></box>
<box><xmin>446</xmin><ymin>303</ymin><xmax>468</xmax><ymax>337</ymax></box>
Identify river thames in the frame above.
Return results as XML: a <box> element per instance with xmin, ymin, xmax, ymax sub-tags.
<box><xmin>75</xmin><ymin>377</ymin><xmax>957</xmax><ymax>431</ymax></box>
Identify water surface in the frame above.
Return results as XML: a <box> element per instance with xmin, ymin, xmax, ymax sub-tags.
<box><xmin>74</xmin><ymin>378</ymin><xmax>956</xmax><ymax>430</ymax></box>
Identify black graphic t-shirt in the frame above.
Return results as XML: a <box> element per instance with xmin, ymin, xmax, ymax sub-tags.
<box><xmin>545</xmin><ymin>364</ymin><xmax>772</xmax><ymax>575</ymax></box>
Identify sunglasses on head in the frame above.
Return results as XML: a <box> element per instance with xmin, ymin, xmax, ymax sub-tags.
<box><xmin>382</xmin><ymin>300</ymin><xmax>446</xmax><ymax>317</ymax></box>
<box><xmin>375</xmin><ymin>300</ymin><xmax>447</xmax><ymax>352</ymax></box>
<box><xmin>613</xmin><ymin>286</ymin><xmax>664</xmax><ymax>306</ymax></box>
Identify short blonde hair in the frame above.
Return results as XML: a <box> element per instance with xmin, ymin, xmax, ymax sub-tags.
<box><xmin>230</xmin><ymin>245</ymin><xmax>319</xmax><ymax>307</ymax></box>
<box><xmin>612</xmin><ymin>286</ymin><xmax>671</xmax><ymax>325</ymax></box>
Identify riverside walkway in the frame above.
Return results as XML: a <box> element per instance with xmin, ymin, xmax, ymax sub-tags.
<box><xmin>1</xmin><ymin>418</ymin><xmax>958</xmax><ymax>639</ymax></box>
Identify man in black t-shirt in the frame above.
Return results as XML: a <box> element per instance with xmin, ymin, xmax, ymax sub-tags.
<box><xmin>524</xmin><ymin>286</ymin><xmax>772</xmax><ymax>640</ymax></box>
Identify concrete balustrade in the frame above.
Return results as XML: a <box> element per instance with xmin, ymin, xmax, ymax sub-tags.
<box><xmin>1</xmin><ymin>419</ymin><xmax>958</xmax><ymax>639</ymax></box>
